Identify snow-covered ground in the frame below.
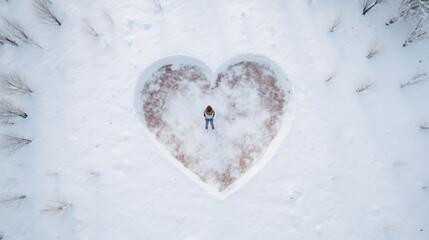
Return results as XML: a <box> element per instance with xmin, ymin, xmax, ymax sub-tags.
<box><xmin>0</xmin><ymin>0</ymin><xmax>428</xmax><ymax>239</ymax></box>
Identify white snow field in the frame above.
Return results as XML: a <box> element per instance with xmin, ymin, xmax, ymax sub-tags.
<box><xmin>0</xmin><ymin>0</ymin><xmax>428</xmax><ymax>239</ymax></box>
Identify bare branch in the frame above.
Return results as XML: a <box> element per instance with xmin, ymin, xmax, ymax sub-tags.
<box><xmin>0</xmin><ymin>72</ymin><xmax>33</xmax><ymax>96</ymax></box>
<box><xmin>403</xmin><ymin>18</ymin><xmax>428</xmax><ymax>46</ymax></box>
<box><xmin>83</xmin><ymin>19</ymin><xmax>99</xmax><ymax>37</ymax></box>
<box><xmin>397</xmin><ymin>0</ymin><xmax>429</xmax><ymax>23</ymax></box>
<box><xmin>0</xmin><ymin>30</ymin><xmax>18</xmax><ymax>46</ymax></box>
<box><xmin>362</xmin><ymin>0</ymin><xmax>385</xmax><ymax>15</ymax></box>
<box><xmin>356</xmin><ymin>81</ymin><xmax>375</xmax><ymax>93</ymax></box>
<box><xmin>329</xmin><ymin>15</ymin><xmax>343</xmax><ymax>32</ymax></box>
<box><xmin>2</xmin><ymin>18</ymin><xmax>28</xmax><ymax>41</ymax></box>
<box><xmin>41</xmin><ymin>200</ymin><xmax>72</xmax><ymax>216</ymax></box>
<box><xmin>325</xmin><ymin>72</ymin><xmax>336</xmax><ymax>83</ymax></box>
<box><xmin>0</xmin><ymin>99</ymin><xmax>27</xmax><ymax>125</ymax></box>
<box><xmin>33</xmin><ymin>0</ymin><xmax>62</xmax><ymax>26</ymax></box>
<box><xmin>400</xmin><ymin>73</ymin><xmax>427</xmax><ymax>88</ymax></box>
<box><xmin>1</xmin><ymin>18</ymin><xmax>43</xmax><ymax>48</ymax></box>
<box><xmin>325</xmin><ymin>75</ymin><xmax>334</xmax><ymax>83</ymax></box>
<box><xmin>367</xmin><ymin>41</ymin><xmax>384</xmax><ymax>58</ymax></box>
<box><xmin>153</xmin><ymin>0</ymin><xmax>162</xmax><ymax>10</ymax></box>
<box><xmin>1</xmin><ymin>194</ymin><xmax>26</xmax><ymax>208</ymax></box>
<box><xmin>386</xmin><ymin>16</ymin><xmax>398</xmax><ymax>26</ymax></box>
<box><xmin>0</xmin><ymin>133</ymin><xmax>32</xmax><ymax>156</ymax></box>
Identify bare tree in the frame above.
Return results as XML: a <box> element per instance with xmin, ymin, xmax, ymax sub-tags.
<box><xmin>0</xmin><ymin>30</ymin><xmax>18</xmax><ymax>46</ymax></box>
<box><xmin>1</xmin><ymin>194</ymin><xmax>26</xmax><ymax>208</ymax></box>
<box><xmin>41</xmin><ymin>200</ymin><xmax>72</xmax><ymax>216</ymax></box>
<box><xmin>362</xmin><ymin>0</ymin><xmax>386</xmax><ymax>15</ymax></box>
<box><xmin>0</xmin><ymin>99</ymin><xmax>27</xmax><ymax>125</ymax></box>
<box><xmin>83</xmin><ymin>19</ymin><xmax>99</xmax><ymax>37</ymax></box>
<box><xmin>329</xmin><ymin>15</ymin><xmax>343</xmax><ymax>32</ymax></box>
<box><xmin>153</xmin><ymin>0</ymin><xmax>162</xmax><ymax>10</ymax></box>
<box><xmin>367</xmin><ymin>41</ymin><xmax>384</xmax><ymax>58</ymax></box>
<box><xmin>386</xmin><ymin>0</ymin><xmax>429</xmax><ymax>46</ymax></box>
<box><xmin>0</xmin><ymin>72</ymin><xmax>33</xmax><ymax>96</ymax></box>
<box><xmin>0</xmin><ymin>133</ymin><xmax>32</xmax><ymax>155</ymax></box>
<box><xmin>1</xmin><ymin>18</ymin><xmax>42</xmax><ymax>48</ymax></box>
<box><xmin>400</xmin><ymin>73</ymin><xmax>427</xmax><ymax>88</ymax></box>
<box><xmin>34</xmin><ymin>0</ymin><xmax>62</xmax><ymax>26</ymax></box>
<box><xmin>403</xmin><ymin>19</ymin><xmax>428</xmax><ymax>46</ymax></box>
<box><xmin>387</xmin><ymin>0</ymin><xmax>429</xmax><ymax>25</ymax></box>
<box><xmin>356</xmin><ymin>81</ymin><xmax>375</xmax><ymax>92</ymax></box>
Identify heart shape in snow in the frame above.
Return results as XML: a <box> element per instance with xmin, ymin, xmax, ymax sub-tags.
<box><xmin>135</xmin><ymin>55</ymin><xmax>292</xmax><ymax>198</ymax></box>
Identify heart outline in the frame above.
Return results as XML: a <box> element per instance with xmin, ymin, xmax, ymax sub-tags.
<box><xmin>134</xmin><ymin>54</ymin><xmax>294</xmax><ymax>199</ymax></box>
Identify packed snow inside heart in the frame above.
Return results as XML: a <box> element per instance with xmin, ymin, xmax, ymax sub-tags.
<box><xmin>141</xmin><ymin>61</ymin><xmax>290</xmax><ymax>191</ymax></box>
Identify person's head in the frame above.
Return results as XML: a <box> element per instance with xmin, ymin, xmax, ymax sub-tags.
<box><xmin>205</xmin><ymin>105</ymin><xmax>213</xmax><ymax>112</ymax></box>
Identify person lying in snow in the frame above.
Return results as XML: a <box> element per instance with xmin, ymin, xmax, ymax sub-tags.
<box><xmin>204</xmin><ymin>105</ymin><xmax>215</xmax><ymax>130</ymax></box>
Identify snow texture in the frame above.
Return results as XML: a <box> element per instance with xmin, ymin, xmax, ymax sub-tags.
<box><xmin>0</xmin><ymin>0</ymin><xmax>428</xmax><ymax>240</ymax></box>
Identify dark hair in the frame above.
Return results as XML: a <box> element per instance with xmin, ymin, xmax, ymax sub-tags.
<box><xmin>205</xmin><ymin>105</ymin><xmax>213</xmax><ymax>112</ymax></box>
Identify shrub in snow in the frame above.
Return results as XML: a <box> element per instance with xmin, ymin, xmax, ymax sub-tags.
<box><xmin>329</xmin><ymin>15</ymin><xmax>343</xmax><ymax>32</ymax></box>
<box><xmin>1</xmin><ymin>194</ymin><xmax>26</xmax><ymax>208</ymax></box>
<box><xmin>0</xmin><ymin>72</ymin><xmax>33</xmax><ymax>96</ymax></box>
<box><xmin>386</xmin><ymin>0</ymin><xmax>429</xmax><ymax>46</ymax></box>
<box><xmin>0</xmin><ymin>30</ymin><xmax>18</xmax><ymax>46</ymax></box>
<box><xmin>403</xmin><ymin>19</ymin><xmax>428</xmax><ymax>46</ymax></box>
<box><xmin>400</xmin><ymin>73</ymin><xmax>427</xmax><ymax>88</ymax></box>
<box><xmin>367</xmin><ymin>42</ymin><xmax>384</xmax><ymax>58</ymax></box>
<box><xmin>356</xmin><ymin>81</ymin><xmax>375</xmax><ymax>92</ymax></box>
<box><xmin>41</xmin><ymin>200</ymin><xmax>72</xmax><ymax>216</ymax></box>
<box><xmin>0</xmin><ymin>133</ymin><xmax>32</xmax><ymax>155</ymax></box>
<box><xmin>34</xmin><ymin>0</ymin><xmax>62</xmax><ymax>26</ymax></box>
<box><xmin>361</xmin><ymin>0</ymin><xmax>386</xmax><ymax>15</ymax></box>
<box><xmin>387</xmin><ymin>0</ymin><xmax>429</xmax><ymax>25</ymax></box>
<box><xmin>83</xmin><ymin>19</ymin><xmax>99</xmax><ymax>37</ymax></box>
<box><xmin>1</xmin><ymin>18</ymin><xmax>42</xmax><ymax>48</ymax></box>
<box><xmin>153</xmin><ymin>0</ymin><xmax>162</xmax><ymax>10</ymax></box>
<box><xmin>0</xmin><ymin>99</ymin><xmax>27</xmax><ymax>125</ymax></box>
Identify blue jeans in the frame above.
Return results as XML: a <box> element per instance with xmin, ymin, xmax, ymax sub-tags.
<box><xmin>205</xmin><ymin>118</ymin><xmax>214</xmax><ymax>129</ymax></box>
